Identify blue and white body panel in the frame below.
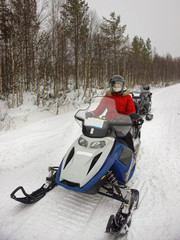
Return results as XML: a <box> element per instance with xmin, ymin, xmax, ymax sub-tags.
<box><xmin>56</xmin><ymin>135</ymin><xmax>136</xmax><ymax>192</ymax></box>
<box><xmin>56</xmin><ymin>135</ymin><xmax>114</xmax><ymax>191</ymax></box>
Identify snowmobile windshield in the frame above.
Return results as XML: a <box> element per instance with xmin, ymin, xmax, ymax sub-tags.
<box><xmin>131</xmin><ymin>85</ymin><xmax>151</xmax><ymax>97</ymax></box>
<box><xmin>75</xmin><ymin>96</ymin><xmax>132</xmax><ymax>138</ymax></box>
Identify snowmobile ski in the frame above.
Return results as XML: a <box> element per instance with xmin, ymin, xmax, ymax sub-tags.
<box><xmin>10</xmin><ymin>167</ymin><xmax>58</xmax><ymax>204</ymax></box>
<box><xmin>106</xmin><ymin>189</ymin><xmax>139</xmax><ymax>237</ymax></box>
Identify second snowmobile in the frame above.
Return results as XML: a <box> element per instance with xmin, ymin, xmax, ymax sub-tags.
<box><xmin>131</xmin><ymin>85</ymin><xmax>153</xmax><ymax>120</ymax></box>
<box><xmin>10</xmin><ymin>97</ymin><xmax>144</xmax><ymax>237</ymax></box>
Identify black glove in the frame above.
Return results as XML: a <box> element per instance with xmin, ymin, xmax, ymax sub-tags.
<box><xmin>129</xmin><ymin>112</ymin><xmax>139</xmax><ymax>120</ymax></box>
<box><xmin>85</xmin><ymin>112</ymin><xmax>94</xmax><ymax>118</ymax></box>
<box><xmin>130</xmin><ymin>112</ymin><xmax>144</xmax><ymax>126</ymax></box>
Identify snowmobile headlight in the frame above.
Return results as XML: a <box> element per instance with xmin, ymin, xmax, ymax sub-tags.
<box><xmin>90</xmin><ymin>141</ymin><xmax>106</xmax><ymax>149</ymax></box>
<box><xmin>78</xmin><ymin>137</ymin><xmax>88</xmax><ymax>147</ymax></box>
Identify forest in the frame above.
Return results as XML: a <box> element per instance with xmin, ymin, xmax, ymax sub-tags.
<box><xmin>1</xmin><ymin>0</ymin><xmax>180</xmax><ymax>108</ymax></box>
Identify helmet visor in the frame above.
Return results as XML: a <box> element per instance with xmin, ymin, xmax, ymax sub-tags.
<box><xmin>112</xmin><ymin>82</ymin><xmax>123</xmax><ymax>93</ymax></box>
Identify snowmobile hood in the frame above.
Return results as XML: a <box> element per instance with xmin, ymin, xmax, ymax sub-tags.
<box><xmin>56</xmin><ymin>135</ymin><xmax>115</xmax><ymax>190</ymax></box>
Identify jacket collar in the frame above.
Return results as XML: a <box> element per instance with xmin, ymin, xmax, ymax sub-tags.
<box><xmin>106</xmin><ymin>89</ymin><xmax>129</xmax><ymax>97</ymax></box>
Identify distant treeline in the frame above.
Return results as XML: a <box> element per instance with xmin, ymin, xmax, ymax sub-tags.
<box><xmin>0</xmin><ymin>0</ymin><xmax>180</xmax><ymax>107</ymax></box>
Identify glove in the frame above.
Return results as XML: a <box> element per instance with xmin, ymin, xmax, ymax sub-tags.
<box><xmin>85</xmin><ymin>112</ymin><xmax>94</xmax><ymax>118</ymax></box>
<box><xmin>129</xmin><ymin>112</ymin><xmax>139</xmax><ymax>120</ymax></box>
<box><xmin>130</xmin><ymin>112</ymin><xmax>144</xmax><ymax>126</ymax></box>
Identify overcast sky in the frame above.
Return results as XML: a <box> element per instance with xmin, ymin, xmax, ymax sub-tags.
<box><xmin>86</xmin><ymin>0</ymin><xmax>180</xmax><ymax>58</ymax></box>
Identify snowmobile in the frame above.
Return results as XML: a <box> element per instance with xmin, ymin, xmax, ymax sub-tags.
<box><xmin>130</xmin><ymin>85</ymin><xmax>153</xmax><ymax>120</ymax></box>
<box><xmin>10</xmin><ymin>97</ymin><xmax>144</xmax><ymax>237</ymax></box>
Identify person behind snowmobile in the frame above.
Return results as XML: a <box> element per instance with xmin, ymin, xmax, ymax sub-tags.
<box><xmin>87</xmin><ymin>75</ymin><xmax>136</xmax><ymax>152</ymax></box>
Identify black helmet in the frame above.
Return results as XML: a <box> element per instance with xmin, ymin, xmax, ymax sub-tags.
<box><xmin>109</xmin><ymin>75</ymin><xmax>124</xmax><ymax>94</ymax></box>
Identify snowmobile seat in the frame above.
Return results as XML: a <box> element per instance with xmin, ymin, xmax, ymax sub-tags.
<box><xmin>143</xmin><ymin>86</ymin><xmax>150</xmax><ymax>90</ymax></box>
<box><xmin>133</xmin><ymin>100</ymin><xmax>139</xmax><ymax>113</ymax></box>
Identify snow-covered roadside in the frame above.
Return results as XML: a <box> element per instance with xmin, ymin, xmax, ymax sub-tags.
<box><xmin>0</xmin><ymin>84</ymin><xmax>180</xmax><ymax>240</ymax></box>
<box><xmin>129</xmin><ymin>84</ymin><xmax>180</xmax><ymax>240</ymax></box>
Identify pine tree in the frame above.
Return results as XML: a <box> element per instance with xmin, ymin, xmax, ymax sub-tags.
<box><xmin>131</xmin><ymin>36</ymin><xmax>152</xmax><ymax>84</ymax></box>
<box><xmin>61</xmin><ymin>0</ymin><xmax>89</xmax><ymax>89</ymax></box>
<box><xmin>101</xmin><ymin>12</ymin><xmax>128</xmax><ymax>75</ymax></box>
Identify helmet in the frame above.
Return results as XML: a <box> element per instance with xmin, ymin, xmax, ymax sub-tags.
<box><xmin>109</xmin><ymin>75</ymin><xmax>124</xmax><ymax>94</ymax></box>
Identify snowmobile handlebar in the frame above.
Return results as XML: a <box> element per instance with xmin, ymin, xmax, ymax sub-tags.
<box><xmin>129</xmin><ymin>112</ymin><xmax>144</xmax><ymax>126</ymax></box>
<box><xmin>133</xmin><ymin>117</ymin><xmax>144</xmax><ymax>126</ymax></box>
<box><xmin>76</xmin><ymin>111</ymin><xmax>144</xmax><ymax>127</ymax></box>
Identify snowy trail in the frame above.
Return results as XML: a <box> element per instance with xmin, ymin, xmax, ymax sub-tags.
<box><xmin>129</xmin><ymin>84</ymin><xmax>180</xmax><ymax>240</ymax></box>
<box><xmin>0</xmin><ymin>84</ymin><xmax>180</xmax><ymax>240</ymax></box>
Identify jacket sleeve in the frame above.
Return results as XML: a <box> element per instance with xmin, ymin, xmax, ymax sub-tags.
<box><xmin>92</xmin><ymin>96</ymin><xmax>107</xmax><ymax>116</ymax></box>
<box><xmin>126</xmin><ymin>95</ymin><xmax>136</xmax><ymax>115</ymax></box>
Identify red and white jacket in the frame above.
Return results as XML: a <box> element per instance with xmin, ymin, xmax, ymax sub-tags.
<box><xmin>92</xmin><ymin>90</ymin><xmax>135</xmax><ymax>119</ymax></box>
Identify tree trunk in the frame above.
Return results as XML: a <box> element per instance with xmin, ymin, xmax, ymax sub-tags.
<box><xmin>88</xmin><ymin>57</ymin><xmax>92</xmax><ymax>97</ymax></box>
<box><xmin>0</xmin><ymin>56</ymin><xmax>2</xmax><ymax>94</ymax></box>
<box><xmin>10</xmin><ymin>33</ymin><xmax>15</xmax><ymax>108</ymax></box>
<box><xmin>20</xmin><ymin>41</ymin><xmax>25</xmax><ymax>105</ymax></box>
<box><xmin>104</xmin><ymin>47</ymin><xmax>108</xmax><ymax>91</ymax></box>
<box><xmin>42</xmin><ymin>63</ymin><xmax>47</xmax><ymax>107</ymax></box>
<box><xmin>83</xmin><ymin>55</ymin><xmax>87</xmax><ymax>98</ymax></box>
<box><xmin>35</xmin><ymin>27</ymin><xmax>40</xmax><ymax>106</ymax></box>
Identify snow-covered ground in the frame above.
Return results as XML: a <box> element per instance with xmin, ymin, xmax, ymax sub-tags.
<box><xmin>0</xmin><ymin>84</ymin><xmax>180</xmax><ymax>240</ymax></box>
